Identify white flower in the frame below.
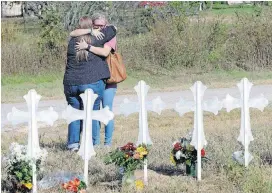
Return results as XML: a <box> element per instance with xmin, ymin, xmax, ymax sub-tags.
<box><xmin>10</xmin><ymin>143</ymin><xmax>22</xmax><ymax>155</ymax></box>
<box><xmin>175</xmin><ymin>151</ymin><xmax>182</xmax><ymax>160</ymax></box>
<box><xmin>6</xmin><ymin>143</ymin><xmax>48</xmax><ymax>171</ymax></box>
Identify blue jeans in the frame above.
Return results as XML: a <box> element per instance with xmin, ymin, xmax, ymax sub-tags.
<box><xmin>99</xmin><ymin>88</ymin><xmax>117</xmax><ymax>145</ymax></box>
<box><xmin>64</xmin><ymin>80</ymin><xmax>105</xmax><ymax>149</ymax></box>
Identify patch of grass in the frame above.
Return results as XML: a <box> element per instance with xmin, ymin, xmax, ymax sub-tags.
<box><xmin>210</xmin><ymin>5</ymin><xmax>256</xmax><ymax>14</ymax></box>
<box><xmin>1</xmin><ymin>72</ymin><xmax>65</xmax><ymax>103</ymax></box>
<box><xmin>1</xmin><ymin>72</ymin><xmax>63</xmax><ymax>86</ymax></box>
<box><xmin>1</xmin><ymin>107</ymin><xmax>272</xmax><ymax>192</ymax></box>
<box><xmin>242</xmin><ymin>166</ymin><xmax>272</xmax><ymax>193</ymax></box>
<box><xmin>2</xmin><ymin>70</ymin><xmax>272</xmax><ymax>103</ymax></box>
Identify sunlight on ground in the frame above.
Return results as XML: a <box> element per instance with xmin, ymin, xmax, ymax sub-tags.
<box><xmin>2</xmin><ymin>108</ymin><xmax>272</xmax><ymax>192</ymax></box>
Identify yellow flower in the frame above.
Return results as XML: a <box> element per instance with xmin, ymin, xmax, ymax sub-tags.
<box><xmin>135</xmin><ymin>179</ymin><xmax>144</xmax><ymax>190</ymax></box>
<box><xmin>141</xmin><ymin>150</ymin><xmax>148</xmax><ymax>156</ymax></box>
<box><xmin>170</xmin><ymin>153</ymin><xmax>176</xmax><ymax>165</ymax></box>
<box><xmin>136</xmin><ymin>146</ymin><xmax>148</xmax><ymax>159</ymax></box>
<box><xmin>23</xmin><ymin>183</ymin><xmax>33</xmax><ymax>189</ymax></box>
<box><xmin>136</xmin><ymin>147</ymin><xmax>147</xmax><ymax>153</ymax></box>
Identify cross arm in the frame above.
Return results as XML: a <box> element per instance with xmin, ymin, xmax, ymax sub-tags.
<box><xmin>62</xmin><ymin>105</ymin><xmax>84</xmax><ymax>124</ymax></box>
<box><xmin>175</xmin><ymin>98</ymin><xmax>195</xmax><ymax>116</ymax></box>
<box><xmin>7</xmin><ymin>107</ymin><xmax>29</xmax><ymax>125</ymax></box>
<box><xmin>36</xmin><ymin>107</ymin><xmax>59</xmax><ymax>126</ymax></box>
<box><xmin>120</xmin><ymin>98</ymin><xmax>139</xmax><ymax>116</ymax></box>
<box><xmin>92</xmin><ymin>106</ymin><xmax>114</xmax><ymax>125</ymax></box>
<box><xmin>223</xmin><ymin>94</ymin><xmax>240</xmax><ymax>112</ymax></box>
<box><xmin>249</xmin><ymin>94</ymin><xmax>269</xmax><ymax>111</ymax></box>
<box><xmin>146</xmin><ymin>96</ymin><xmax>166</xmax><ymax>115</ymax></box>
<box><xmin>203</xmin><ymin>97</ymin><xmax>222</xmax><ymax>115</ymax></box>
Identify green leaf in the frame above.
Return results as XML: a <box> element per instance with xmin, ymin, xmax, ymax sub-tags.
<box><xmin>185</xmin><ymin>159</ymin><xmax>191</xmax><ymax>166</ymax></box>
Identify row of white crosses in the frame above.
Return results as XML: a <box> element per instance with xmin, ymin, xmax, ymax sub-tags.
<box><xmin>119</xmin><ymin>78</ymin><xmax>269</xmax><ymax>182</ymax></box>
<box><xmin>7</xmin><ymin>89</ymin><xmax>114</xmax><ymax>192</ymax></box>
<box><xmin>7</xmin><ymin>77</ymin><xmax>269</xmax><ymax>191</ymax></box>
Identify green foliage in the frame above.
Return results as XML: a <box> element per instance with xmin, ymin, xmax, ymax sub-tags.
<box><xmin>38</xmin><ymin>6</ymin><xmax>66</xmax><ymax>53</ymax></box>
<box><xmin>63</xmin><ymin>2</ymin><xmax>108</xmax><ymax>31</ymax></box>
<box><xmin>7</xmin><ymin>159</ymin><xmax>43</xmax><ymax>186</ymax></box>
<box><xmin>2</xmin><ymin>4</ymin><xmax>272</xmax><ymax>75</ymax></box>
<box><xmin>78</xmin><ymin>181</ymin><xmax>87</xmax><ymax>191</ymax></box>
<box><xmin>8</xmin><ymin>160</ymin><xmax>33</xmax><ymax>184</ymax></box>
<box><xmin>129</xmin><ymin>8</ymin><xmax>156</xmax><ymax>34</ymax></box>
<box><xmin>205</xmin><ymin>21</ymin><xmax>228</xmax><ymax>65</ymax></box>
<box><xmin>168</xmin><ymin>1</ymin><xmax>200</xmax><ymax>15</ymax></box>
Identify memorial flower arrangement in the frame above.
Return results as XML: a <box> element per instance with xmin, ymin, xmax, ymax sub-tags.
<box><xmin>6</xmin><ymin>142</ymin><xmax>47</xmax><ymax>192</ymax></box>
<box><xmin>104</xmin><ymin>142</ymin><xmax>150</xmax><ymax>177</ymax></box>
<box><xmin>170</xmin><ymin>135</ymin><xmax>208</xmax><ymax>177</ymax></box>
<box><xmin>62</xmin><ymin>178</ymin><xmax>87</xmax><ymax>193</ymax></box>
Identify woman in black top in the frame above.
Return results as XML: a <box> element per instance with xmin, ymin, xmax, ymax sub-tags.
<box><xmin>63</xmin><ymin>16</ymin><xmax>116</xmax><ymax>151</ymax></box>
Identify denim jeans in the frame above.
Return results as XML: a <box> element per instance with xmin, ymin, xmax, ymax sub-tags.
<box><xmin>64</xmin><ymin>80</ymin><xmax>105</xmax><ymax>149</ymax></box>
<box><xmin>102</xmin><ymin>88</ymin><xmax>117</xmax><ymax>145</ymax></box>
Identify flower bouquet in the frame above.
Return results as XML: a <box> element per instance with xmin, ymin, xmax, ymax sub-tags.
<box><xmin>170</xmin><ymin>137</ymin><xmax>208</xmax><ymax>177</ymax></box>
<box><xmin>62</xmin><ymin>178</ymin><xmax>86</xmax><ymax>193</ymax></box>
<box><xmin>6</xmin><ymin>142</ymin><xmax>47</xmax><ymax>192</ymax></box>
<box><xmin>104</xmin><ymin>142</ymin><xmax>149</xmax><ymax>186</ymax></box>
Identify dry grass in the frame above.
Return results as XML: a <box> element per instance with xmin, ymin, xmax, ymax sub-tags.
<box><xmin>2</xmin><ymin>107</ymin><xmax>272</xmax><ymax>193</ymax></box>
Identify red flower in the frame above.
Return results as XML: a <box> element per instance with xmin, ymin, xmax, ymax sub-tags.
<box><xmin>62</xmin><ymin>178</ymin><xmax>81</xmax><ymax>193</ymax></box>
<box><xmin>201</xmin><ymin>149</ymin><xmax>205</xmax><ymax>157</ymax></box>
<box><xmin>174</xmin><ymin>142</ymin><xmax>182</xmax><ymax>151</ymax></box>
<box><xmin>121</xmin><ymin>142</ymin><xmax>136</xmax><ymax>151</ymax></box>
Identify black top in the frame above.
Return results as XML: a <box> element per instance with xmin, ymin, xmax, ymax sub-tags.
<box><xmin>63</xmin><ymin>26</ymin><xmax>116</xmax><ymax>85</ymax></box>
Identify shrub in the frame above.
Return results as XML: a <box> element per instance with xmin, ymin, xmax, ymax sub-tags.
<box><xmin>38</xmin><ymin>7</ymin><xmax>67</xmax><ymax>53</ymax></box>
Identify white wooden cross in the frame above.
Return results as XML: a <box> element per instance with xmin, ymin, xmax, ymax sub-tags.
<box><xmin>62</xmin><ymin>88</ymin><xmax>114</xmax><ymax>186</ymax></box>
<box><xmin>223</xmin><ymin>78</ymin><xmax>268</xmax><ymax>167</ymax></box>
<box><xmin>119</xmin><ymin>80</ymin><xmax>165</xmax><ymax>185</ymax></box>
<box><xmin>174</xmin><ymin>81</ymin><xmax>222</xmax><ymax>181</ymax></box>
<box><xmin>7</xmin><ymin>89</ymin><xmax>58</xmax><ymax>193</ymax></box>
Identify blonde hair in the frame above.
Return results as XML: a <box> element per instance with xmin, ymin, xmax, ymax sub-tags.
<box><xmin>76</xmin><ymin>16</ymin><xmax>92</xmax><ymax>62</ymax></box>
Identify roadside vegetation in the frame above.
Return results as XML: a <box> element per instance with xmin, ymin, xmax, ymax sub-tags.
<box><xmin>1</xmin><ymin>2</ymin><xmax>272</xmax><ymax>102</ymax></box>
